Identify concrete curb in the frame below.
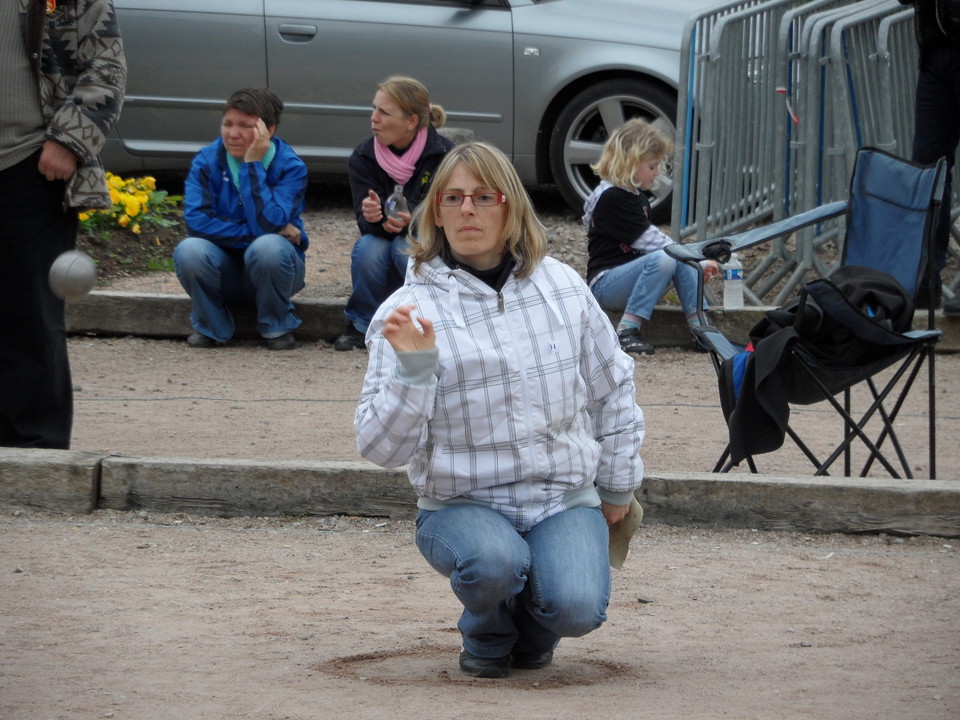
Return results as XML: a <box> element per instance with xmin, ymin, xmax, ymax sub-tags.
<box><xmin>66</xmin><ymin>291</ymin><xmax>345</xmax><ymax>342</ymax></box>
<box><xmin>66</xmin><ymin>290</ymin><xmax>960</xmax><ymax>351</ymax></box>
<box><xmin>2</xmin><ymin>449</ymin><xmax>958</xmax><ymax>537</ymax></box>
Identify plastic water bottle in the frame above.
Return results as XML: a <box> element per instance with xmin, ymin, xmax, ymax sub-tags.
<box><xmin>723</xmin><ymin>253</ymin><xmax>744</xmax><ymax>310</ymax></box>
<box><xmin>384</xmin><ymin>184</ymin><xmax>408</xmax><ymax>221</ymax></box>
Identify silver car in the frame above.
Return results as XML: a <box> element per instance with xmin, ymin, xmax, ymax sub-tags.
<box><xmin>105</xmin><ymin>0</ymin><xmax>710</xmax><ymax>217</ymax></box>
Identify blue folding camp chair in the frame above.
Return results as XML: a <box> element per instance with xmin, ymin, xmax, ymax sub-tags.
<box><xmin>665</xmin><ymin>148</ymin><xmax>946</xmax><ymax>479</ymax></box>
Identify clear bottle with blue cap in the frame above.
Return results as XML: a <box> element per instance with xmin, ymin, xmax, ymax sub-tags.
<box><xmin>722</xmin><ymin>252</ymin><xmax>744</xmax><ymax>310</ymax></box>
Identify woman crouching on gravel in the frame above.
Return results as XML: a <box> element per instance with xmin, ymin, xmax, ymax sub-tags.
<box><xmin>355</xmin><ymin>142</ymin><xmax>646</xmax><ymax>678</ymax></box>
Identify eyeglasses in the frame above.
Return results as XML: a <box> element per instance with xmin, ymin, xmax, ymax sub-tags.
<box><xmin>435</xmin><ymin>191</ymin><xmax>508</xmax><ymax>208</ymax></box>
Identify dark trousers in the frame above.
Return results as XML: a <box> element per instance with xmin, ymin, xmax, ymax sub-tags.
<box><xmin>0</xmin><ymin>151</ymin><xmax>77</xmax><ymax>449</ymax></box>
<box><xmin>911</xmin><ymin>42</ymin><xmax>960</xmax><ymax>277</ymax></box>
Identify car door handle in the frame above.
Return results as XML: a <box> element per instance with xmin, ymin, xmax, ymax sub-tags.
<box><xmin>277</xmin><ymin>24</ymin><xmax>318</xmax><ymax>42</ymax></box>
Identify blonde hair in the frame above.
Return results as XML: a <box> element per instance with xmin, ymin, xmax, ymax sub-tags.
<box><xmin>591</xmin><ymin>118</ymin><xmax>672</xmax><ymax>188</ymax></box>
<box><xmin>409</xmin><ymin>142</ymin><xmax>546</xmax><ymax>278</ymax></box>
<box><xmin>377</xmin><ymin>76</ymin><xmax>446</xmax><ymax>130</ymax></box>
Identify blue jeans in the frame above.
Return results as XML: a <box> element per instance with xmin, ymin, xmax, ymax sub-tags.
<box><xmin>344</xmin><ymin>233</ymin><xmax>408</xmax><ymax>334</ymax></box>
<box><xmin>415</xmin><ymin>504</ymin><xmax>610</xmax><ymax>659</ymax></box>
<box><xmin>591</xmin><ymin>248</ymin><xmax>702</xmax><ymax>321</ymax></box>
<box><xmin>174</xmin><ymin>234</ymin><xmax>305</xmax><ymax>342</ymax></box>
<box><xmin>911</xmin><ymin>43</ymin><xmax>960</xmax><ymax>278</ymax></box>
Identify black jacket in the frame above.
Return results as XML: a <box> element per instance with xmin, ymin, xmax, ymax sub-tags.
<box><xmin>585</xmin><ymin>186</ymin><xmax>657</xmax><ymax>285</ymax></box>
<box><xmin>346</xmin><ymin>126</ymin><xmax>454</xmax><ymax>240</ymax></box>
<box><xmin>900</xmin><ymin>0</ymin><xmax>960</xmax><ymax>50</ymax></box>
<box><xmin>719</xmin><ymin>266</ymin><xmax>918</xmax><ymax>465</ymax></box>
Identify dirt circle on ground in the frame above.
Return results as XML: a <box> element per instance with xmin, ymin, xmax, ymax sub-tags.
<box><xmin>316</xmin><ymin>644</ymin><xmax>629</xmax><ymax>687</ymax></box>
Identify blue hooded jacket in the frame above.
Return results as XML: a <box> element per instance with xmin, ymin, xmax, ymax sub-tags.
<box><xmin>184</xmin><ymin>136</ymin><xmax>309</xmax><ymax>258</ymax></box>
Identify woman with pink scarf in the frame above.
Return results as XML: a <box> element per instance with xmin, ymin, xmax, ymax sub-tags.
<box><xmin>335</xmin><ymin>77</ymin><xmax>455</xmax><ymax>351</ymax></box>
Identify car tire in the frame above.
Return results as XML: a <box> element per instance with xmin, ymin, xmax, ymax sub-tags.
<box><xmin>549</xmin><ymin>79</ymin><xmax>678</xmax><ymax>222</ymax></box>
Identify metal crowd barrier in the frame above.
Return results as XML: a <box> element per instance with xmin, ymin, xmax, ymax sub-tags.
<box><xmin>672</xmin><ymin>0</ymin><xmax>960</xmax><ymax>305</ymax></box>
<box><xmin>769</xmin><ymin>0</ymin><xmax>902</xmax><ymax>305</ymax></box>
<box><xmin>674</xmin><ymin>0</ymin><xmax>789</xmax><ymax>247</ymax></box>
<box><xmin>754</xmin><ymin>0</ymin><xmax>855</xmax><ymax>305</ymax></box>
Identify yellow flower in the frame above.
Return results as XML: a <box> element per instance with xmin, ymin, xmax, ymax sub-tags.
<box><xmin>79</xmin><ymin>172</ymin><xmax>181</xmax><ymax>237</ymax></box>
<box><xmin>122</xmin><ymin>196</ymin><xmax>142</xmax><ymax>217</ymax></box>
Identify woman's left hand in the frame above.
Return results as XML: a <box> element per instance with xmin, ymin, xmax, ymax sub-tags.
<box><xmin>382</xmin><ymin>210</ymin><xmax>411</xmax><ymax>234</ymax></box>
<box><xmin>601</xmin><ymin>501</ymin><xmax>630</xmax><ymax>526</ymax></box>
<box><xmin>244</xmin><ymin>119</ymin><xmax>272</xmax><ymax>163</ymax></box>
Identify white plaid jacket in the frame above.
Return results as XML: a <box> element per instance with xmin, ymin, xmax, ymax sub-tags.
<box><xmin>356</xmin><ymin>256</ymin><xmax>645</xmax><ymax>532</ymax></box>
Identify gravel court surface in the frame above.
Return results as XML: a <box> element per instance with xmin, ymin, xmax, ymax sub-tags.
<box><xmin>1</xmin><ymin>511</ymin><xmax>958</xmax><ymax>719</ymax></box>
<box><xmin>8</xmin><ymin>183</ymin><xmax>957</xmax><ymax>718</ymax></box>
<box><xmin>44</xmin><ymin>334</ymin><xmax>960</xmax><ymax>719</ymax></box>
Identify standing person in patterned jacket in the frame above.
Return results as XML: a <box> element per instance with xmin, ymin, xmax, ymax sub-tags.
<box><xmin>355</xmin><ymin>142</ymin><xmax>646</xmax><ymax>679</ymax></box>
<box><xmin>0</xmin><ymin>0</ymin><xmax>126</xmax><ymax>449</ymax></box>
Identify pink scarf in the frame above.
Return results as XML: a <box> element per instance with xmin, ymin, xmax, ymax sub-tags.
<box><xmin>374</xmin><ymin>127</ymin><xmax>428</xmax><ymax>185</ymax></box>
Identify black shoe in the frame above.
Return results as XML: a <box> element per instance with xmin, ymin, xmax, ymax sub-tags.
<box><xmin>458</xmin><ymin>650</ymin><xmax>510</xmax><ymax>678</ymax></box>
<box><xmin>510</xmin><ymin>649</ymin><xmax>554</xmax><ymax>670</ymax></box>
<box><xmin>186</xmin><ymin>332</ymin><xmax>219</xmax><ymax>348</ymax></box>
<box><xmin>264</xmin><ymin>332</ymin><xmax>296</xmax><ymax>351</ymax></box>
<box><xmin>333</xmin><ymin>325</ymin><xmax>365</xmax><ymax>352</ymax></box>
<box><xmin>618</xmin><ymin>326</ymin><xmax>655</xmax><ymax>355</ymax></box>
<box><xmin>944</xmin><ymin>296</ymin><xmax>960</xmax><ymax>317</ymax></box>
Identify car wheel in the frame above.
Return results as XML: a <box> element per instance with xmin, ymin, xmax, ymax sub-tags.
<box><xmin>549</xmin><ymin>79</ymin><xmax>678</xmax><ymax>222</ymax></box>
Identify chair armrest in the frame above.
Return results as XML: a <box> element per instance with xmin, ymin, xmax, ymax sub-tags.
<box><xmin>664</xmin><ymin>201</ymin><xmax>849</xmax><ymax>262</ymax></box>
<box><xmin>664</xmin><ymin>242</ymin><xmax>722</xmax><ymax>263</ymax></box>
<box><xmin>693</xmin><ymin>325</ymin><xmax>743</xmax><ymax>362</ymax></box>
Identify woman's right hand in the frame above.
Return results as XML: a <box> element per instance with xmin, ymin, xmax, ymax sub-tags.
<box><xmin>363</xmin><ymin>189</ymin><xmax>409</xmax><ymax>233</ymax></box>
<box><xmin>279</xmin><ymin>223</ymin><xmax>301</xmax><ymax>245</ymax></box>
<box><xmin>383</xmin><ymin>305</ymin><xmax>435</xmax><ymax>353</ymax></box>
<box><xmin>362</xmin><ymin>189</ymin><xmax>383</xmax><ymax>223</ymax></box>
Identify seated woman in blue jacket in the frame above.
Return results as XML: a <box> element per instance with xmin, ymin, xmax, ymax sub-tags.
<box><xmin>174</xmin><ymin>87</ymin><xmax>308</xmax><ymax>350</ymax></box>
